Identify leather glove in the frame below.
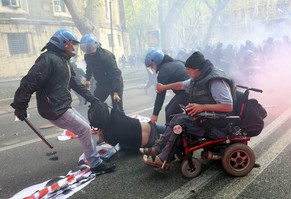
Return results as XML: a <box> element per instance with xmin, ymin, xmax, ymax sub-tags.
<box><xmin>15</xmin><ymin>109</ymin><xmax>27</xmax><ymax>121</ymax></box>
<box><xmin>113</xmin><ymin>92</ymin><xmax>121</xmax><ymax>102</ymax></box>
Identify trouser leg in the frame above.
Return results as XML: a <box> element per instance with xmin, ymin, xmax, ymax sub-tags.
<box><xmin>49</xmin><ymin>108</ymin><xmax>102</xmax><ymax>168</ymax></box>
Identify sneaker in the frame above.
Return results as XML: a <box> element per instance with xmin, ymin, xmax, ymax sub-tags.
<box><xmin>143</xmin><ymin>155</ymin><xmax>170</xmax><ymax>169</ymax></box>
<box><xmin>139</xmin><ymin>147</ymin><xmax>158</xmax><ymax>157</ymax></box>
<box><xmin>91</xmin><ymin>162</ymin><xmax>116</xmax><ymax>175</ymax></box>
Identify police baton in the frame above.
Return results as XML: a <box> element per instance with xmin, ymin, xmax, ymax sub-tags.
<box><xmin>23</xmin><ymin>118</ymin><xmax>54</xmax><ymax>149</ymax></box>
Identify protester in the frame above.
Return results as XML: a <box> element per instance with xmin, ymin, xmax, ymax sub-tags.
<box><xmin>141</xmin><ymin>51</ymin><xmax>235</xmax><ymax>169</ymax></box>
<box><xmin>80</xmin><ymin>34</ymin><xmax>125</xmax><ymax>114</ymax></box>
<box><xmin>10</xmin><ymin>29</ymin><xmax>116</xmax><ymax>174</ymax></box>
<box><xmin>87</xmin><ymin>103</ymin><xmax>166</xmax><ymax>150</ymax></box>
<box><xmin>144</xmin><ymin>48</ymin><xmax>190</xmax><ymax>124</ymax></box>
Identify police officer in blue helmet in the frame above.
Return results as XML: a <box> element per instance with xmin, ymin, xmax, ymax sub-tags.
<box><xmin>144</xmin><ymin>48</ymin><xmax>190</xmax><ymax>124</ymax></box>
<box><xmin>11</xmin><ymin>29</ymin><xmax>116</xmax><ymax>174</ymax></box>
<box><xmin>80</xmin><ymin>34</ymin><xmax>124</xmax><ymax>114</ymax></box>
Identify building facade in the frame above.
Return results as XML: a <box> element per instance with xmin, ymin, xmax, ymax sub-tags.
<box><xmin>0</xmin><ymin>0</ymin><xmax>129</xmax><ymax>78</ymax></box>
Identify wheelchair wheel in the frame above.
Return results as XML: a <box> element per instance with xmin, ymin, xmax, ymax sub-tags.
<box><xmin>181</xmin><ymin>158</ymin><xmax>201</xmax><ymax>178</ymax></box>
<box><xmin>222</xmin><ymin>143</ymin><xmax>255</xmax><ymax>177</ymax></box>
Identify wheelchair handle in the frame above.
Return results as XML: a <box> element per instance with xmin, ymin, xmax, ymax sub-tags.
<box><xmin>237</xmin><ymin>85</ymin><xmax>263</xmax><ymax>93</ymax></box>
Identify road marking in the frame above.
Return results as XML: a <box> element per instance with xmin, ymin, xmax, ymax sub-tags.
<box><xmin>164</xmin><ymin>106</ymin><xmax>291</xmax><ymax>199</ymax></box>
<box><xmin>0</xmin><ymin>133</ymin><xmax>60</xmax><ymax>152</ymax></box>
<box><xmin>215</xmin><ymin>127</ymin><xmax>291</xmax><ymax>199</ymax></box>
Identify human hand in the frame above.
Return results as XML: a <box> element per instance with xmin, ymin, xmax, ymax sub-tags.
<box><xmin>150</xmin><ymin>115</ymin><xmax>158</xmax><ymax>123</ymax></box>
<box><xmin>156</xmin><ymin>83</ymin><xmax>165</xmax><ymax>93</ymax></box>
<box><xmin>92</xmin><ymin>128</ymin><xmax>104</xmax><ymax>142</ymax></box>
<box><xmin>185</xmin><ymin>103</ymin><xmax>203</xmax><ymax>117</ymax></box>
<box><xmin>15</xmin><ymin>109</ymin><xmax>27</xmax><ymax>121</ymax></box>
<box><xmin>113</xmin><ymin>92</ymin><xmax>121</xmax><ymax>102</ymax></box>
<box><xmin>85</xmin><ymin>80</ymin><xmax>90</xmax><ymax>89</ymax></box>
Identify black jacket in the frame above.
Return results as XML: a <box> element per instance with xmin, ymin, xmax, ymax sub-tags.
<box><xmin>153</xmin><ymin>56</ymin><xmax>189</xmax><ymax>116</ymax></box>
<box><xmin>11</xmin><ymin>45</ymin><xmax>97</xmax><ymax>120</ymax></box>
<box><xmin>84</xmin><ymin>47</ymin><xmax>123</xmax><ymax>92</ymax></box>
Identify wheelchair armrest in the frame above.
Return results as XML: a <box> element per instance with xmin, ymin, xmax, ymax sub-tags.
<box><xmin>196</xmin><ymin>111</ymin><xmax>227</xmax><ymax>119</ymax></box>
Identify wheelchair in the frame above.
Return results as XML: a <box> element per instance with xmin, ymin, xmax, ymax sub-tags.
<box><xmin>172</xmin><ymin>85</ymin><xmax>266</xmax><ymax>178</ymax></box>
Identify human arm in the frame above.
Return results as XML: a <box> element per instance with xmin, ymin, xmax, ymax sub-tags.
<box><xmin>185</xmin><ymin>103</ymin><xmax>233</xmax><ymax>117</ymax></box>
<box><xmin>156</xmin><ymin>82</ymin><xmax>185</xmax><ymax>93</ymax></box>
<box><xmin>84</xmin><ymin>55</ymin><xmax>93</xmax><ymax>89</ymax></box>
<box><xmin>11</xmin><ymin>55</ymin><xmax>51</xmax><ymax>120</ymax></box>
<box><xmin>150</xmin><ymin>69</ymin><xmax>171</xmax><ymax>123</ymax></box>
<box><xmin>101</xmin><ymin>50</ymin><xmax>123</xmax><ymax>101</ymax></box>
<box><xmin>150</xmin><ymin>90</ymin><xmax>167</xmax><ymax>123</ymax></box>
<box><xmin>104</xmin><ymin>50</ymin><xmax>123</xmax><ymax>93</ymax></box>
<box><xmin>70</xmin><ymin>69</ymin><xmax>99</xmax><ymax>103</ymax></box>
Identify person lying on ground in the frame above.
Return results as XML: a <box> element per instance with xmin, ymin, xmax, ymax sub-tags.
<box><xmin>88</xmin><ymin>103</ymin><xmax>166</xmax><ymax>150</ymax></box>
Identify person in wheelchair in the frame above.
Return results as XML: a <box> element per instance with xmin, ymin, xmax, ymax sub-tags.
<box><xmin>140</xmin><ymin>51</ymin><xmax>235</xmax><ymax>169</ymax></box>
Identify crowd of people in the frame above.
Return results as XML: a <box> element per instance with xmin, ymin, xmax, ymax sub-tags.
<box><xmin>11</xmin><ymin>27</ymin><xmax>287</xmax><ymax>176</ymax></box>
<box><xmin>175</xmin><ymin>35</ymin><xmax>291</xmax><ymax>87</ymax></box>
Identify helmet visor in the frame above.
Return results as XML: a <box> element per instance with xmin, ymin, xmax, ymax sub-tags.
<box><xmin>80</xmin><ymin>41</ymin><xmax>97</xmax><ymax>54</ymax></box>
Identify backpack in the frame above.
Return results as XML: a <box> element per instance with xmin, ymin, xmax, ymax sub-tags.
<box><xmin>240</xmin><ymin>98</ymin><xmax>267</xmax><ymax>137</ymax></box>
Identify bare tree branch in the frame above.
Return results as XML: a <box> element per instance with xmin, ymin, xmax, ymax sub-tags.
<box><xmin>63</xmin><ymin>0</ymin><xmax>95</xmax><ymax>35</ymax></box>
<box><xmin>160</xmin><ymin>0</ymin><xmax>189</xmax><ymax>49</ymax></box>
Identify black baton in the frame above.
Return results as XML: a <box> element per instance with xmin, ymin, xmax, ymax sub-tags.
<box><xmin>23</xmin><ymin>118</ymin><xmax>53</xmax><ymax>149</ymax></box>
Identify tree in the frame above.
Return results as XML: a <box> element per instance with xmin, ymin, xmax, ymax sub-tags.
<box><xmin>172</xmin><ymin>1</ymin><xmax>203</xmax><ymax>50</ymax></box>
<box><xmin>124</xmin><ymin>0</ymin><xmax>160</xmax><ymax>52</ymax></box>
<box><xmin>158</xmin><ymin>0</ymin><xmax>189</xmax><ymax>50</ymax></box>
<box><xmin>202</xmin><ymin>0</ymin><xmax>230</xmax><ymax>45</ymax></box>
<box><xmin>63</xmin><ymin>0</ymin><xmax>96</xmax><ymax>35</ymax></box>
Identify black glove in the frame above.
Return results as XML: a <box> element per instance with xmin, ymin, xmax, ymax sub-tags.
<box><xmin>15</xmin><ymin>109</ymin><xmax>27</xmax><ymax>121</ymax></box>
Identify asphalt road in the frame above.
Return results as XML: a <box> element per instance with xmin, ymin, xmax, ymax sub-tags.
<box><xmin>0</xmin><ymin>79</ymin><xmax>291</xmax><ymax>199</ymax></box>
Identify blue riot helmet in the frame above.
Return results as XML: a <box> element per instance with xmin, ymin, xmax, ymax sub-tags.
<box><xmin>49</xmin><ymin>29</ymin><xmax>79</xmax><ymax>57</ymax></box>
<box><xmin>144</xmin><ymin>49</ymin><xmax>164</xmax><ymax>67</ymax></box>
<box><xmin>80</xmin><ymin>34</ymin><xmax>101</xmax><ymax>54</ymax></box>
